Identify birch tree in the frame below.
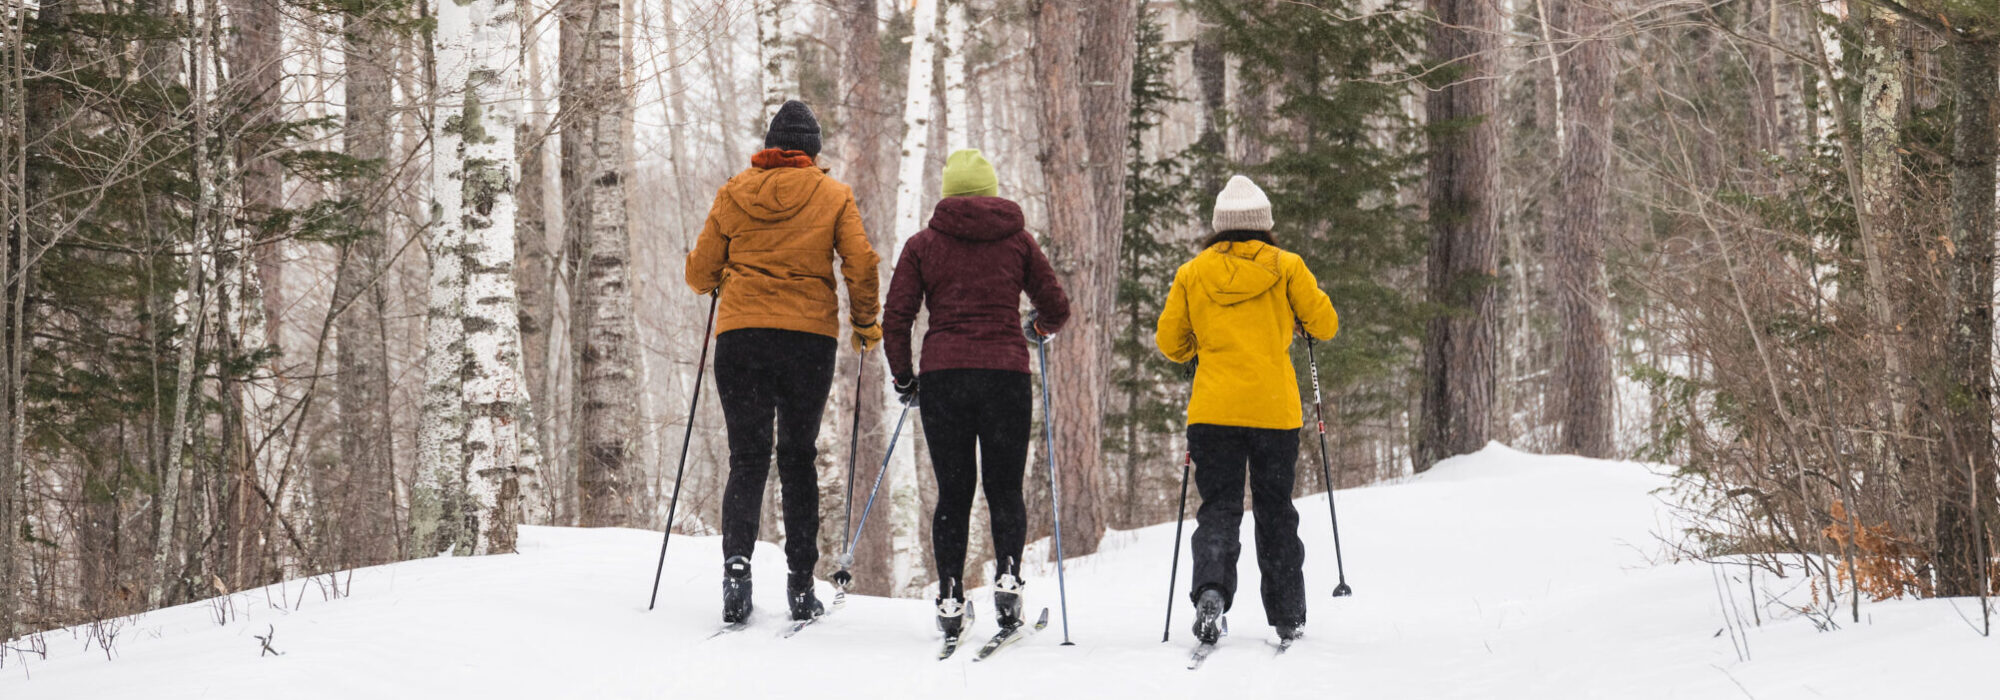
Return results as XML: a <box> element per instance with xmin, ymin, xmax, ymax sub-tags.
<box><xmin>561</xmin><ymin>0</ymin><xmax>640</xmax><ymax>528</ymax></box>
<box><xmin>888</xmin><ymin>0</ymin><xmax>941</xmax><ymax>595</ymax></box>
<box><xmin>421</xmin><ymin>0</ymin><xmax>535</xmax><ymax>555</ymax></box>
<box><xmin>760</xmin><ymin>0</ymin><xmax>798</xmax><ymax>112</ymax></box>
<box><xmin>944</xmin><ymin>0</ymin><xmax>971</xmax><ymax>150</ymax></box>
<box><xmin>1854</xmin><ymin>6</ymin><xmax>1907</xmax><ymax>429</ymax></box>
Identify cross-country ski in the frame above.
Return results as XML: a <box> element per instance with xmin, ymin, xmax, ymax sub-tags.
<box><xmin>704</xmin><ymin>621</ymin><xmax>748</xmax><ymax>641</ymax></box>
<box><xmin>972</xmin><ymin>608</ymin><xmax>1050</xmax><ymax>662</ymax></box>
<box><xmin>1187</xmin><ymin>642</ymin><xmax>1218</xmax><ymax>670</ymax></box>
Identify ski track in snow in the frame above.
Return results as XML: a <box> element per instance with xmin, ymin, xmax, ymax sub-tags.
<box><xmin>4</xmin><ymin>444</ymin><xmax>1994</xmax><ymax>699</ymax></box>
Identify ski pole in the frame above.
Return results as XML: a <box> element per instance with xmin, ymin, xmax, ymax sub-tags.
<box><xmin>1303</xmin><ymin>335</ymin><xmax>1353</xmax><ymax>597</ymax></box>
<box><xmin>1161</xmin><ymin>449</ymin><xmax>1192</xmax><ymax>643</ymax></box>
<box><xmin>830</xmin><ymin>355</ymin><xmax>867</xmax><ymax>592</ymax></box>
<box><xmin>649</xmin><ymin>291</ymin><xmax>719</xmax><ymax>610</ymax></box>
<box><xmin>833</xmin><ymin>399</ymin><xmax>915</xmax><ymax>588</ymax></box>
<box><xmin>1034</xmin><ymin>336</ymin><xmax>1075</xmax><ymax>645</ymax></box>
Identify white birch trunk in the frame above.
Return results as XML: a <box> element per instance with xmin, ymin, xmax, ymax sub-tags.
<box><xmin>1858</xmin><ymin>9</ymin><xmax>1907</xmax><ymax>430</ymax></box>
<box><xmin>418</xmin><ymin>17</ymin><xmax>470</xmax><ymax>557</ymax></box>
<box><xmin>422</xmin><ymin>0</ymin><xmax>530</xmax><ymax>555</ymax></box>
<box><xmin>759</xmin><ymin>0</ymin><xmax>797</xmax><ymax>112</ymax></box>
<box><xmin>943</xmin><ymin>0</ymin><xmax>970</xmax><ymax>150</ymax></box>
<box><xmin>888</xmin><ymin>0</ymin><xmax>939</xmax><ymax>596</ymax></box>
<box><xmin>456</xmin><ymin>0</ymin><xmax>531</xmax><ymax>555</ymax></box>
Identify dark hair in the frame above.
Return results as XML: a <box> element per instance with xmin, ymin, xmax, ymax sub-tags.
<box><xmin>1200</xmin><ymin>229</ymin><xmax>1275</xmax><ymax>249</ymax></box>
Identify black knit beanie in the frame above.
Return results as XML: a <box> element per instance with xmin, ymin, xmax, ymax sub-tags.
<box><xmin>763</xmin><ymin>100</ymin><xmax>822</xmax><ymax>157</ymax></box>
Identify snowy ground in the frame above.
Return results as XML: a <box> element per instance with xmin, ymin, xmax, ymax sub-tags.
<box><xmin>4</xmin><ymin>445</ymin><xmax>1995</xmax><ymax>699</ymax></box>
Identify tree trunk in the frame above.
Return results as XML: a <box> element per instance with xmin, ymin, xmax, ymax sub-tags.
<box><xmin>1549</xmin><ymin>0</ymin><xmax>1614</xmax><ymax>458</ymax></box>
<box><xmin>838</xmin><ymin>0</ymin><xmax>897</xmax><ymax>596</ymax></box>
<box><xmin>419</xmin><ymin>0</ymin><xmax>472</xmax><ymax>558</ymax></box>
<box><xmin>222</xmin><ymin>0</ymin><xmax>286</xmax><ymax>588</ymax></box>
<box><xmin>1417</xmin><ymin>0</ymin><xmax>1501</xmax><ymax>471</ymax></box>
<box><xmin>153</xmin><ymin>0</ymin><xmax>215</xmax><ymax>606</ymax></box>
<box><xmin>421</xmin><ymin>0</ymin><xmax>532</xmax><ymax>556</ymax></box>
<box><xmin>516</xmin><ymin>0</ymin><xmax>558</xmax><ymax>524</ymax></box>
<box><xmin>334</xmin><ymin>0</ymin><xmax>401</xmax><ymax>569</ymax></box>
<box><xmin>1192</xmin><ymin>18</ymin><xmax>1225</xmax><ymax>198</ymax></box>
<box><xmin>1935</xmin><ymin>33</ymin><xmax>1998</xmax><ymax>597</ymax></box>
<box><xmin>759</xmin><ymin>0</ymin><xmax>797</xmax><ymax>112</ymax></box>
<box><xmin>11</xmin><ymin>0</ymin><xmax>71</xmax><ymax>633</ymax></box>
<box><xmin>1030</xmin><ymin>0</ymin><xmax>1110</xmax><ymax>558</ymax></box>
<box><xmin>887</xmin><ymin>0</ymin><xmax>941</xmax><ymax>595</ymax></box>
<box><xmin>562</xmin><ymin>0</ymin><xmax>640</xmax><ymax>527</ymax></box>
<box><xmin>1854</xmin><ymin>7</ymin><xmax>1909</xmax><ymax>431</ymax></box>
<box><xmin>944</xmin><ymin>0</ymin><xmax>971</xmax><ymax>149</ymax></box>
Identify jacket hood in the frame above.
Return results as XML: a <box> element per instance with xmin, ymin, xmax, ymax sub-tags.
<box><xmin>1190</xmin><ymin>240</ymin><xmax>1282</xmax><ymax>306</ymax></box>
<box><xmin>725</xmin><ymin>166</ymin><xmax>828</xmax><ymax>222</ymax></box>
<box><xmin>927</xmin><ymin>196</ymin><xmax>1025</xmax><ymax>242</ymax></box>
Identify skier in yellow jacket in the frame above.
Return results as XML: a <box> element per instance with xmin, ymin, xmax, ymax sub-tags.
<box><xmin>1155</xmin><ymin>174</ymin><xmax>1338</xmax><ymax>646</ymax></box>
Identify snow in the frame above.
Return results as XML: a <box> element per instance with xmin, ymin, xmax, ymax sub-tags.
<box><xmin>6</xmin><ymin>444</ymin><xmax>1994</xmax><ymax>699</ymax></box>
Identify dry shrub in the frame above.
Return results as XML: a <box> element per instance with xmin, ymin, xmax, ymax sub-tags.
<box><xmin>1821</xmin><ymin>500</ymin><xmax>1931</xmax><ymax>601</ymax></box>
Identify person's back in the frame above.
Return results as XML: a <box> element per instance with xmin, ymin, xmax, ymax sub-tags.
<box><xmin>1154</xmin><ymin>174</ymin><xmax>1336</xmax><ymax>647</ymax></box>
<box><xmin>885</xmin><ymin>194</ymin><xmax>1069</xmax><ymax>378</ymax></box>
<box><xmin>1157</xmin><ymin>237</ymin><xmax>1335</xmax><ymax>430</ymax></box>
<box><xmin>688</xmin><ymin>148</ymin><xmax>877</xmax><ymax>337</ymax></box>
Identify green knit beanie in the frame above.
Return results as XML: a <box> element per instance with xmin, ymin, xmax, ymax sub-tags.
<box><xmin>941</xmin><ymin>149</ymin><xmax>1000</xmax><ymax>198</ymax></box>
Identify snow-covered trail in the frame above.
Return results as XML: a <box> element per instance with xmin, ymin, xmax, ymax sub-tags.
<box><xmin>5</xmin><ymin>445</ymin><xmax>1994</xmax><ymax>699</ymax></box>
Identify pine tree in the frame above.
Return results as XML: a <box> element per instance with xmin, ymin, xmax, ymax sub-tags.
<box><xmin>1104</xmin><ymin>2</ymin><xmax>1188</xmax><ymax>528</ymax></box>
<box><xmin>1416</xmin><ymin>0</ymin><xmax>1501</xmax><ymax>472</ymax></box>
<box><xmin>1188</xmin><ymin>0</ymin><xmax>1429</xmax><ymax>466</ymax></box>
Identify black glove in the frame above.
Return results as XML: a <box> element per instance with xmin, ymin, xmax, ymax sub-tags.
<box><xmin>1023</xmin><ymin>310</ymin><xmax>1051</xmax><ymax>343</ymax></box>
<box><xmin>1183</xmin><ymin>356</ymin><xmax>1198</xmax><ymax>381</ymax></box>
<box><xmin>893</xmin><ymin>375</ymin><xmax>920</xmax><ymax>407</ymax></box>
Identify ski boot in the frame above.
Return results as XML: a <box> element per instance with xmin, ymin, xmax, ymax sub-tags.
<box><xmin>1277</xmin><ymin>624</ymin><xmax>1304</xmax><ymax>642</ymax></box>
<box><xmin>1192</xmin><ymin>588</ymin><xmax>1226</xmax><ymax>644</ymax></box>
<box><xmin>722</xmin><ymin>556</ymin><xmax>753</xmax><ymax>624</ymax></box>
<box><xmin>936</xmin><ymin>595</ymin><xmax>968</xmax><ymax>638</ymax></box>
<box><xmin>787</xmin><ymin>571</ymin><xmax>825</xmax><ymax>621</ymax></box>
<box><xmin>992</xmin><ymin>573</ymin><xmax>1025</xmax><ymax>630</ymax></box>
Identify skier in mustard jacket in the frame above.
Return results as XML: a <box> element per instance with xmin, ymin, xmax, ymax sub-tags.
<box><xmin>686</xmin><ymin>100</ymin><xmax>882</xmax><ymax>625</ymax></box>
<box><xmin>1155</xmin><ymin>175</ymin><xmax>1339</xmax><ymax>645</ymax></box>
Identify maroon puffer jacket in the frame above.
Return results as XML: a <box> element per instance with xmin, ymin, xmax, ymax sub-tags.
<box><xmin>883</xmin><ymin>196</ymin><xmax>1071</xmax><ymax>381</ymax></box>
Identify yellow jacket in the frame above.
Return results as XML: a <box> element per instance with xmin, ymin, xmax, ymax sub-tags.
<box><xmin>1154</xmin><ymin>240</ymin><xmax>1339</xmax><ymax>430</ymax></box>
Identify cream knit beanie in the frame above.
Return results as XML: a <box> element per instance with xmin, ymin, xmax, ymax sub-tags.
<box><xmin>1211</xmin><ymin>175</ymin><xmax>1274</xmax><ymax>232</ymax></box>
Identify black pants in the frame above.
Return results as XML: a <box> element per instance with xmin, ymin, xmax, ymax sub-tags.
<box><xmin>715</xmin><ymin>329</ymin><xmax>836</xmax><ymax>575</ymax></box>
<box><xmin>1188</xmin><ymin>423</ymin><xmax>1306</xmax><ymax>627</ymax></box>
<box><xmin>920</xmin><ymin>369</ymin><xmax>1032</xmax><ymax>598</ymax></box>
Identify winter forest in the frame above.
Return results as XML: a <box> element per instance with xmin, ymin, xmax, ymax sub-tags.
<box><xmin>3</xmin><ymin>0</ymin><xmax>2000</xmax><ymax>694</ymax></box>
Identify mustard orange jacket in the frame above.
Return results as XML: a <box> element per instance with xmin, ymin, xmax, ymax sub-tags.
<box><xmin>1154</xmin><ymin>240</ymin><xmax>1339</xmax><ymax>430</ymax></box>
<box><xmin>685</xmin><ymin>153</ymin><xmax>882</xmax><ymax>338</ymax></box>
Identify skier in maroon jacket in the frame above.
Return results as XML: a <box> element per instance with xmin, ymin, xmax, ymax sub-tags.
<box><xmin>883</xmin><ymin>149</ymin><xmax>1070</xmax><ymax>639</ymax></box>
